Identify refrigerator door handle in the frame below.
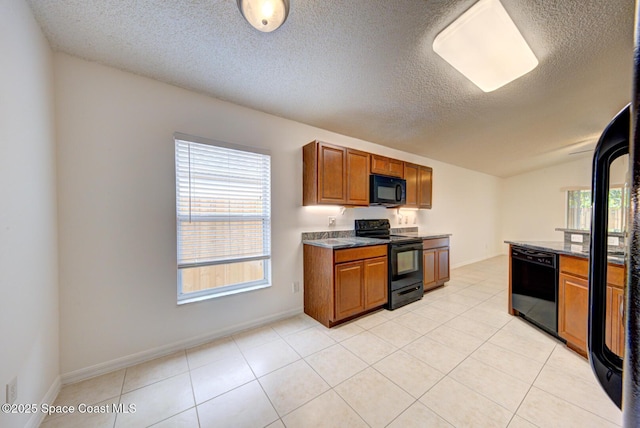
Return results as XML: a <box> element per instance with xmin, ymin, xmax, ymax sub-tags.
<box><xmin>588</xmin><ymin>104</ymin><xmax>629</xmax><ymax>410</ymax></box>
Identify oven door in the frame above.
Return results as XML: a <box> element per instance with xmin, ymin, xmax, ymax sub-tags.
<box><xmin>390</xmin><ymin>242</ymin><xmax>423</xmax><ymax>290</ymax></box>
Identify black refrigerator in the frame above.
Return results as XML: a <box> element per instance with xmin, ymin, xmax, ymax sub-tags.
<box><xmin>588</xmin><ymin>3</ymin><xmax>640</xmax><ymax>425</ymax></box>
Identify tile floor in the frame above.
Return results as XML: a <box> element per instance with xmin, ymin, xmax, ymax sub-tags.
<box><xmin>40</xmin><ymin>256</ymin><xmax>622</xmax><ymax>427</ymax></box>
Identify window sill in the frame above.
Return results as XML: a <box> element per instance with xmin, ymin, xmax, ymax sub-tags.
<box><xmin>177</xmin><ymin>282</ymin><xmax>271</xmax><ymax>305</ymax></box>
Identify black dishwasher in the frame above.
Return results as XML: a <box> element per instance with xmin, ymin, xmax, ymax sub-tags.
<box><xmin>511</xmin><ymin>246</ymin><xmax>559</xmax><ymax>337</ymax></box>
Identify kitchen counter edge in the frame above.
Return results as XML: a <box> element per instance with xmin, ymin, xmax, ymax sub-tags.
<box><xmin>504</xmin><ymin>240</ymin><xmax>625</xmax><ymax>265</ymax></box>
<box><xmin>304</xmin><ymin>233</ymin><xmax>452</xmax><ymax>249</ymax></box>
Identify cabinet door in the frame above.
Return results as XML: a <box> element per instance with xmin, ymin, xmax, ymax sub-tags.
<box><xmin>389</xmin><ymin>158</ymin><xmax>404</xmax><ymax>178</ymax></box>
<box><xmin>318</xmin><ymin>143</ymin><xmax>346</xmax><ymax>204</ymax></box>
<box><xmin>371</xmin><ymin>154</ymin><xmax>403</xmax><ymax>178</ymax></box>
<box><xmin>335</xmin><ymin>261</ymin><xmax>365</xmax><ymax>320</ymax></box>
<box><xmin>346</xmin><ymin>149</ymin><xmax>369</xmax><ymax>205</ymax></box>
<box><xmin>364</xmin><ymin>256</ymin><xmax>388</xmax><ymax>309</ymax></box>
<box><xmin>437</xmin><ymin>247</ymin><xmax>450</xmax><ymax>282</ymax></box>
<box><xmin>371</xmin><ymin>154</ymin><xmax>390</xmax><ymax>175</ymax></box>
<box><xmin>558</xmin><ymin>273</ymin><xmax>588</xmax><ymax>353</ymax></box>
<box><xmin>418</xmin><ymin>166</ymin><xmax>432</xmax><ymax>209</ymax></box>
<box><xmin>423</xmin><ymin>249</ymin><xmax>437</xmax><ymax>289</ymax></box>
<box><xmin>403</xmin><ymin>163</ymin><xmax>419</xmax><ymax>208</ymax></box>
<box><xmin>607</xmin><ymin>286</ymin><xmax>625</xmax><ymax>357</ymax></box>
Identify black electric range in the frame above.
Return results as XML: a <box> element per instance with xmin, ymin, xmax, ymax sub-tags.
<box><xmin>355</xmin><ymin>219</ymin><xmax>424</xmax><ymax>309</ymax></box>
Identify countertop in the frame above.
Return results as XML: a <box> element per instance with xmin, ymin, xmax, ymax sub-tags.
<box><xmin>555</xmin><ymin>228</ymin><xmax>625</xmax><ymax>237</ymax></box>
<box><xmin>304</xmin><ymin>233</ymin><xmax>451</xmax><ymax>249</ymax></box>
<box><xmin>504</xmin><ymin>240</ymin><xmax>625</xmax><ymax>265</ymax></box>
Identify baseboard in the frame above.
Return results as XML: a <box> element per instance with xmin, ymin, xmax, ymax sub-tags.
<box><xmin>451</xmin><ymin>252</ymin><xmax>504</xmax><ymax>269</ymax></box>
<box><xmin>60</xmin><ymin>307</ymin><xmax>302</xmax><ymax>385</ymax></box>
<box><xmin>25</xmin><ymin>375</ymin><xmax>61</xmax><ymax>428</ymax></box>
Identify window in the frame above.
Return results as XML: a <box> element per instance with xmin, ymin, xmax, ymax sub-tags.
<box><xmin>174</xmin><ymin>133</ymin><xmax>271</xmax><ymax>303</ymax></box>
<box><xmin>566</xmin><ymin>187</ymin><xmax>627</xmax><ymax>232</ymax></box>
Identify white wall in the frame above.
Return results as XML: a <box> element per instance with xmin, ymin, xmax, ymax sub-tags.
<box><xmin>501</xmin><ymin>156</ymin><xmax>593</xmax><ymax>248</ymax></box>
<box><xmin>54</xmin><ymin>53</ymin><xmax>502</xmax><ymax>376</ymax></box>
<box><xmin>0</xmin><ymin>1</ymin><xmax>59</xmax><ymax>427</ymax></box>
<box><xmin>501</xmin><ymin>152</ymin><xmax>629</xmax><ymax>251</ymax></box>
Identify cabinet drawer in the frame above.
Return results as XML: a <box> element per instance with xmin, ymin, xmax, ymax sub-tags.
<box><xmin>607</xmin><ymin>264</ymin><xmax>625</xmax><ymax>288</ymax></box>
<box><xmin>335</xmin><ymin>245</ymin><xmax>387</xmax><ymax>263</ymax></box>
<box><xmin>423</xmin><ymin>237</ymin><xmax>449</xmax><ymax>250</ymax></box>
<box><xmin>560</xmin><ymin>255</ymin><xmax>625</xmax><ymax>287</ymax></box>
<box><xmin>560</xmin><ymin>255</ymin><xmax>588</xmax><ymax>278</ymax></box>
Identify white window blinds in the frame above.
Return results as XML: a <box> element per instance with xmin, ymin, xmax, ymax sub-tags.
<box><xmin>175</xmin><ymin>135</ymin><xmax>271</xmax><ymax>270</ymax></box>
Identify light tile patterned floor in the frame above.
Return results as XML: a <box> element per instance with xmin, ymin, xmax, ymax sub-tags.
<box><xmin>41</xmin><ymin>256</ymin><xmax>622</xmax><ymax>427</ymax></box>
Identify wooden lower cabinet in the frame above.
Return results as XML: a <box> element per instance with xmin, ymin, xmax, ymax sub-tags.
<box><xmin>304</xmin><ymin>244</ymin><xmax>388</xmax><ymax>327</ymax></box>
<box><xmin>335</xmin><ymin>261</ymin><xmax>365</xmax><ymax>320</ymax></box>
<box><xmin>558</xmin><ymin>271</ymin><xmax>589</xmax><ymax>354</ymax></box>
<box><xmin>364</xmin><ymin>257</ymin><xmax>389</xmax><ymax>308</ymax></box>
<box><xmin>607</xmin><ymin>285</ymin><xmax>625</xmax><ymax>356</ymax></box>
<box><xmin>423</xmin><ymin>237</ymin><xmax>450</xmax><ymax>291</ymax></box>
<box><xmin>558</xmin><ymin>255</ymin><xmax>625</xmax><ymax>357</ymax></box>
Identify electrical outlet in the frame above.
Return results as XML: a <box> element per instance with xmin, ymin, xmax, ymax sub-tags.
<box><xmin>292</xmin><ymin>281</ymin><xmax>300</xmax><ymax>293</ymax></box>
<box><xmin>328</xmin><ymin>216</ymin><xmax>336</xmax><ymax>226</ymax></box>
<box><xmin>6</xmin><ymin>377</ymin><xmax>17</xmax><ymax>404</ymax></box>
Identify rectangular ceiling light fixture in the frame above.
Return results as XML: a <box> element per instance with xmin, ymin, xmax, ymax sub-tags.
<box><xmin>433</xmin><ymin>0</ymin><xmax>538</xmax><ymax>92</ymax></box>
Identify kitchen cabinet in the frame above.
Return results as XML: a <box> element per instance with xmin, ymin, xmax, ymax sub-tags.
<box><xmin>370</xmin><ymin>154</ymin><xmax>404</xmax><ymax>178</ymax></box>
<box><xmin>404</xmin><ymin>162</ymin><xmax>432</xmax><ymax>209</ymax></box>
<box><xmin>334</xmin><ymin>261</ymin><xmax>365</xmax><ymax>320</ymax></box>
<box><xmin>346</xmin><ymin>148</ymin><xmax>370</xmax><ymax>205</ymax></box>
<box><xmin>418</xmin><ymin>166</ymin><xmax>433</xmax><ymax>209</ymax></box>
<box><xmin>558</xmin><ymin>255</ymin><xmax>625</xmax><ymax>357</ymax></box>
<box><xmin>558</xmin><ymin>264</ymin><xmax>589</xmax><ymax>355</ymax></box>
<box><xmin>303</xmin><ymin>140</ymin><xmax>433</xmax><ymax>208</ymax></box>
<box><xmin>304</xmin><ymin>244</ymin><xmax>388</xmax><ymax>327</ymax></box>
<box><xmin>605</xmin><ymin>264</ymin><xmax>625</xmax><ymax>357</ymax></box>
<box><xmin>607</xmin><ymin>285</ymin><xmax>625</xmax><ymax>356</ymax></box>
<box><xmin>303</xmin><ymin>141</ymin><xmax>369</xmax><ymax>206</ymax></box>
<box><xmin>423</xmin><ymin>237</ymin><xmax>450</xmax><ymax>291</ymax></box>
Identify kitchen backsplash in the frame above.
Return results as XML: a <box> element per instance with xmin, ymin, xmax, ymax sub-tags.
<box><xmin>556</xmin><ymin>228</ymin><xmax>626</xmax><ymax>253</ymax></box>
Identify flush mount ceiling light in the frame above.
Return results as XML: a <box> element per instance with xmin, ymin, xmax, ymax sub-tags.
<box><xmin>237</xmin><ymin>0</ymin><xmax>289</xmax><ymax>32</ymax></box>
<box><xmin>433</xmin><ymin>0</ymin><xmax>538</xmax><ymax>92</ymax></box>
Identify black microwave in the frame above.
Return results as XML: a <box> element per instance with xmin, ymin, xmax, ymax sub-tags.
<box><xmin>370</xmin><ymin>174</ymin><xmax>406</xmax><ymax>206</ymax></box>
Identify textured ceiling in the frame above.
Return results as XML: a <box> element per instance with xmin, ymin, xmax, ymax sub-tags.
<box><xmin>26</xmin><ymin>0</ymin><xmax>635</xmax><ymax>177</ymax></box>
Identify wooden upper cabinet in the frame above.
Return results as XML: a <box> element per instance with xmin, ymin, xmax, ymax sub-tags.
<box><xmin>303</xmin><ymin>141</ymin><xmax>369</xmax><ymax>206</ymax></box>
<box><xmin>371</xmin><ymin>154</ymin><xmax>403</xmax><ymax>178</ymax></box>
<box><xmin>418</xmin><ymin>166</ymin><xmax>433</xmax><ymax>209</ymax></box>
<box><xmin>304</xmin><ymin>141</ymin><xmax>431</xmax><ymax>208</ymax></box>
<box><xmin>346</xmin><ymin>149</ymin><xmax>370</xmax><ymax>205</ymax></box>
<box><xmin>404</xmin><ymin>163</ymin><xmax>419</xmax><ymax>208</ymax></box>
<box><xmin>404</xmin><ymin>163</ymin><xmax>432</xmax><ymax>209</ymax></box>
<box><xmin>318</xmin><ymin>143</ymin><xmax>347</xmax><ymax>204</ymax></box>
<box><xmin>303</xmin><ymin>141</ymin><xmax>347</xmax><ymax>205</ymax></box>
